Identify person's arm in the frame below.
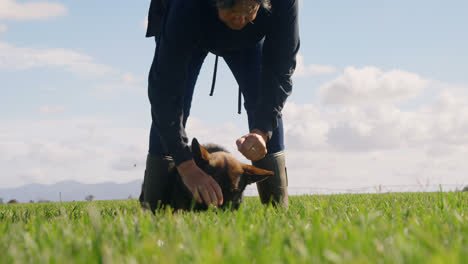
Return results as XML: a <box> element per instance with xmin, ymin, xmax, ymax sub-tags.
<box><xmin>148</xmin><ymin>0</ymin><xmax>200</xmax><ymax>166</ymax></box>
<box><xmin>252</xmin><ymin>0</ymin><xmax>300</xmax><ymax>138</ymax></box>
<box><xmin>148</xmin><ymin>0</ymin><xmax>223</xmax><ymax>206</ymax></box>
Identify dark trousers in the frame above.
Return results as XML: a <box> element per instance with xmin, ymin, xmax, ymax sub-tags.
<box><xmin>149</xmin><ymin>40</ymin><xmax>284</xmax><ymax>157</ymax></box>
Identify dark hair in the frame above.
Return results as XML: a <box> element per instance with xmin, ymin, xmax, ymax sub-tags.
<box><xmin>215</xmin><ymin>0</ymin><xmax>272</xmax><ymax>11</ymax></box>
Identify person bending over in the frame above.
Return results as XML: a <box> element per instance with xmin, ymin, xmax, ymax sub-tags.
<box><xmin>140</xmin><ymin>0</ymin><xmax>300</xmax><ymax>210</ymax></box>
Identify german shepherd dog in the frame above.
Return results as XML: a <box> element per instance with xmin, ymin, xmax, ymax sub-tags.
<box><xmin>147</xmin><ymin>138</ymin><xmax>274</xmax><ymax>211</ymax></box>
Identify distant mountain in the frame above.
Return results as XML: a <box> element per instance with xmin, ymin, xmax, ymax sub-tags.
<box><xmin>0</xmin><ymin>180</ymin><xmax>143</xmax><ymax>203</ymax></box>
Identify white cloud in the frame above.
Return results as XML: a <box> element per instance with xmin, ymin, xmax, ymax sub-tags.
<box><xmin>279</xmin><ymin>87</ymin><xmax>468</xmax><ymax>189</ymax></box>
<box><xmin>143</xmin><ymin>15</ymin><xmax>148</xmax><ymax>30</ymax></box>
<box><xmin>121</xmin><ymin>72</ymin><xmax>142</xmax><ymax>84</ymax></box>
<box><xmin>0</xmin><ymin>0</ymin><xmax>67</xmax><ymax>21</ymax></box>
<box><xmin>0</xmin><ymin>116</ymin><xmax>245</xmax><ymax>189</ymax></box>
<box><xmin>0</xmin><ymin>41</ymin><xmax>114</xmax><ymax>77</ymax></box>
<box><xmin>0</xmin><ymin>117</ymin><xmax>149</xmax><ymax>188</ymax></box>
<box><xmin>1</xmin><ymin>70</ymin><xmax>467</xmax><ymax>192</ymax></box>
<box><xmin>294</xmin><ymin>54</ymin><xmax>337</xmax><ymax>77</ymax></box>
<box><xmin>284</xmin><ymin>88</ymin><xmax>468</xmax><ymax>153</ymax></box>
<box><xmin>90</xmin><ymin>72</ymin><xmax>145</xmax><ymax>98</ymax></box>
<box><xmin>186</xmin><ymin>118</ymin><xmax>243</xmax><ymax>153</ymax></box>
<box><xmin>281</xmin><ymin>103</ymin><xmax>329</xmax><ymax>151</ymax></box>
<box><xmin>39</xmin><ymin>105</ymin><xmax>65</xmax><ymax>114</ymax></box>
<box><xmin>319</xmin><ymin>66</ymin><xmax>429</xmax><ymax>105</ymax></box>
<box><xmin>325</xmin><ymin>105</ymin><xmax>412</xmax><ymax>152</ymax></box>
<box><xmin>0</xmin><ymin>24</ymin><xmax>7</xmax><ymax>33</ymax></box>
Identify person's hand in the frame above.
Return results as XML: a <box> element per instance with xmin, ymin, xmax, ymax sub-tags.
<box><xmin>177</xmin><ymin>159</ymin><xmax>223</xmax><ymax>207</ymax></box>
<box><xmin>236</xmin><ymin>129</ymin><xmax>268</xmax><ymax>161</ymax></box>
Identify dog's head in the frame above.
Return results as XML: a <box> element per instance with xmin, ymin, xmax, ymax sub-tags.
<box><xmin>191</xmin><ymin>138</ymin><xmax>273</xmax><ymax>210</ymax></box>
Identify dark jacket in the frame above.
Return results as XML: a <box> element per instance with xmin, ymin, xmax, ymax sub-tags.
<box><xmin>146</xmin><ymin>0</ymin><xmax>166</xmax><ymax>38</ymax></box>
<box><xmin>147</xmin><ymin>0</ymin><xmax>300</xmax><ymax>165</ymax></box>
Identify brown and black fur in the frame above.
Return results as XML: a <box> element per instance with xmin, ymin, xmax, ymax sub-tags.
<box><xmin>142</xmin><ymin>138</ymin><xmax>273</xmax><ymax>211</ymax></box>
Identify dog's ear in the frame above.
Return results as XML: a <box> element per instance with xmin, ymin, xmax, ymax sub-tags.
<box><xmin>191</xmin><ymin>138</ymin><xmax>210</xmax><ymax>164</ymax></box>
<box><xmin>242</xmin><ymin>164</ymin><xmax>273</xmax><ymax>185</ymax></box>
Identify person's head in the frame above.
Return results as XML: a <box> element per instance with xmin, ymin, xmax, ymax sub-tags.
<box><xmin>215</xmin><ymin>0</ymin><xmax>271</xmax><ymax>30</ymax></box>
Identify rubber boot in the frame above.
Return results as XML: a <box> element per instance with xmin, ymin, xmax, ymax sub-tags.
<box><xmin>253</xmin><ymin>151</ymin><xmax>289</xmax><ymax>208</ymax></box>
<box><xmin>139</xmin><ymin>154</ymin><xmax>175</xmax><ymax>212</ymax></box>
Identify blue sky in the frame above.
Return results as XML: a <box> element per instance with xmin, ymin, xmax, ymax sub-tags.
<box><xmin>1</xmin><ymin>0</ymin><xmax>467</xmax><ymax>192</ymax></box>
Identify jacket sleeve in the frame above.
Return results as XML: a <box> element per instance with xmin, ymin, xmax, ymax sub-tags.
<box><xmin>253</xmin><ymin>0</ymin><xmax>300</xmax><ymax>139</ymax></box>
<box><xmin>148</xmin><ymin>0</ymin><xmax>199</xmax><ymax>166</ymax></box>
<box><xmin>146</xmin><ymin>0</ymin><xmax>168</xmax><ymax>38</ymax></box>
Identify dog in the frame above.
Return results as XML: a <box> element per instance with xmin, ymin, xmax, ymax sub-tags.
<box><xmin>142</xmin><ymin>138</ymin><xmax>274</xmax><ymax>211</ymax></box>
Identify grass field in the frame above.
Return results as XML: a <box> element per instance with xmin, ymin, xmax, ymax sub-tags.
<box><xmin>1</xmin><ymin>192</ymin><xmax>467</xmax><ymax>264</ymax></box>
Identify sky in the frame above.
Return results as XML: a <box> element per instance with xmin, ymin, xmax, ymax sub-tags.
<box><xmin>1</xmin><ymin>0</ymin><xmax>468</xmax><ymax>193</ymax></box>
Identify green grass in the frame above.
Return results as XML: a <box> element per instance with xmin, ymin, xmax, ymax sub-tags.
<box><xmin>1</xmin><ymin>192</ymin><xmax>467</xmax><ymax>264</ymax></box>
